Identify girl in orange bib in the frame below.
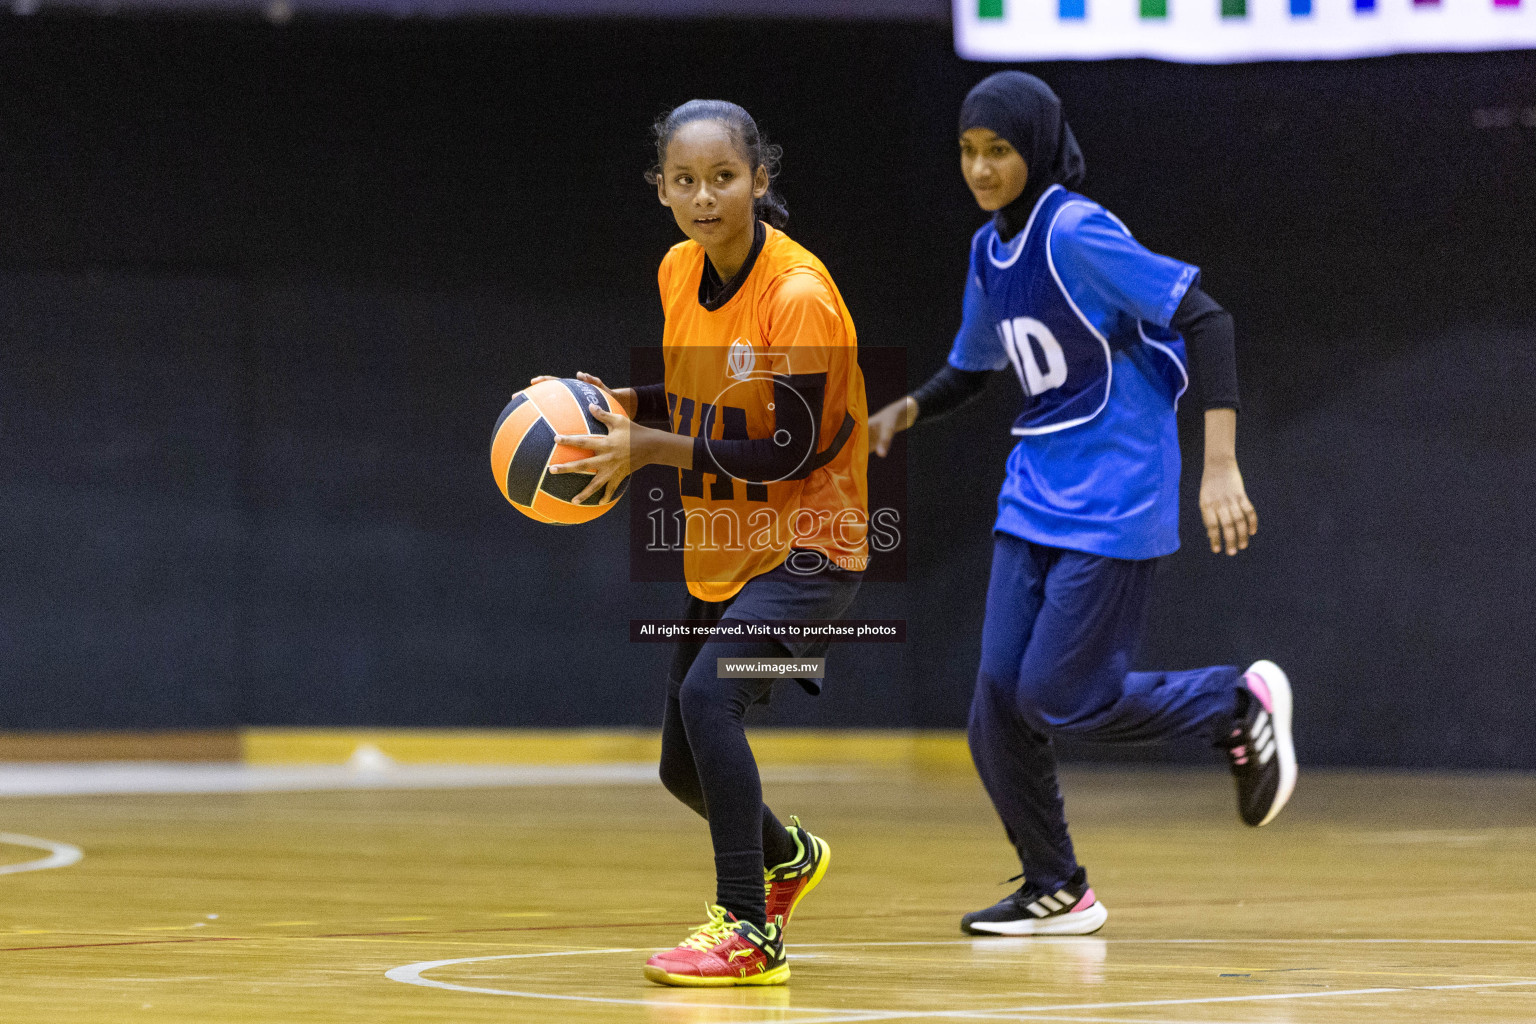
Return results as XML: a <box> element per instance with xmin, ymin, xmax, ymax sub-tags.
<box><xmin>534</xmin><ymin>100</ymin><xmax>867</xmax><ymax>987</ymax></box>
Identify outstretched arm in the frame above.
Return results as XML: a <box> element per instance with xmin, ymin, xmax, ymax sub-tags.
<box><xmin>869</xmin><ymin>365</ymin><xmax>996</xmax><ymax>457</ymax></box>
<box><xmin>872</xmin><ymin>262</ymin><xmax>1002</xmax><ymax>456</ymax></box>
<box><xmin>868</xmin><ymin>394</ymin><xmax>918</xmax><ymax>458</ymax></box>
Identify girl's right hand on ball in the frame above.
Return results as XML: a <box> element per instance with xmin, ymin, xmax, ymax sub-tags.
<box><xmin>524</xmin><ymin>372</ymin><xmax>637</xmax><ymax>419</ymax></box>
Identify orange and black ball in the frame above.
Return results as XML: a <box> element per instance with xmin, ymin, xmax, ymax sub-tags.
<box><xmin>490</xmin><ymin>378</ymin><xmax>631</xmax><ymax>524</ymax></box>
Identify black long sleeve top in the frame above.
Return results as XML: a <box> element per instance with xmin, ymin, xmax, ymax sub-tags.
<box><xmin>911</xmin><ymin>284</ymin><xmax>1239</xmax><ymax>423</ymax></box>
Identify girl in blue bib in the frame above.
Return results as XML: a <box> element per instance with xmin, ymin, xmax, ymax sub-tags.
<box><xmin>870</xmin><ymin>72</ymin><xmax>1297</xmax><ymax>936</ymax></box>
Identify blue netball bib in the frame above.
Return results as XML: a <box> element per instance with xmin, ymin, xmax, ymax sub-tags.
<box><xmin>944</xmin><ymin>185</ymin><xmax>1200</xmax><ymax>560</ymax></box>
<box><xmin>978</xmin><ymin>186</ymin><xmax>1113</xmax><ymax>436</ymax></box>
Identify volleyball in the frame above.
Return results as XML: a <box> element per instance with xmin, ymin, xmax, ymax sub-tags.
<box><xmin>491</xmin><ymin>377</ymin><xmax>631</xmax><ymax>524</ymax></box>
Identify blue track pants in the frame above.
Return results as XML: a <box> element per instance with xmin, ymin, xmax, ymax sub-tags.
<box><xmin>967</xmin><ymin>532</ymin><xmax>1243</xmax><ymax>891</ymax></box>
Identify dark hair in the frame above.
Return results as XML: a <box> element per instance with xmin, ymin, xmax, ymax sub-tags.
<box><xmin>645</xmin><ymin>100</ymin><xmax>788</xmax><ymax>229</ymax></box>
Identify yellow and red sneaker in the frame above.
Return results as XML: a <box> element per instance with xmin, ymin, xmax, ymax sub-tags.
<box><xmin>643</xmin><ymin>904</ymin><xmax>788</xmax><ymax>987</ymax></box>
<box><xmin>765</xmin><ymin>816</ymin><xmax>830</xmax><ymax>928</ymax></box>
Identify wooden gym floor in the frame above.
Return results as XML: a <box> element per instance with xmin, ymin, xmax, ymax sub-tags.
<box><xmin>0</xmin><ymin>764</ymin><xmax>1533</xmax><ymax>1023</ymax></box>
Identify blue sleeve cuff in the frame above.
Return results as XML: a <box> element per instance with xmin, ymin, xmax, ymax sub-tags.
<box><xmin>1158</xmin><ymin>264</ymin><xmax>1201</xmax><ymax>328</ymax></box>
<box><xmin>1052</xmin><ymin>204</ymin><xmax>1202</xmax><ymax>328</ymax></box>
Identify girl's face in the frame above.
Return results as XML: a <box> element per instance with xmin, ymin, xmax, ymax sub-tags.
<box><xmin>960</xmin><ymin>127</ymin><xmax>1028</xmax><ymax>211</ymax></box>
<box><xmin>656</xmin><ymin>120</ymin><xmax>768</xmax><ymax>247</ymax></box>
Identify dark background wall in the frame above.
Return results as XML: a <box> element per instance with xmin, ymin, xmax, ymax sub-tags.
<box><xmin>1</xmin><ymin>17</ymin><xmax>1532</xmax><ymax>766</ymax></box>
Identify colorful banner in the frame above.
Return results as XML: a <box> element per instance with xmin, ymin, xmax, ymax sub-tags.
<box><xmin>955</xmin><ymin>0</ymin><xmax>1536</xmax><ymax>61</ymax></box>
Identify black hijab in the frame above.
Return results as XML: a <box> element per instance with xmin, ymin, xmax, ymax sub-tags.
<box><xmin>959</xmin><ymin>72</ymin><xmax>1086</xmax><ymax>241</ymax></box>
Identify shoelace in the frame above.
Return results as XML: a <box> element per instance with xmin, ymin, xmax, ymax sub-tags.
<box><xmin>1227</xmin><ymin>722</ymin><xmax>1250</xmax><ymax>766</ymax></box>
<box><xmin>1226</xmin><ymin>688</ymin><xmax>1277</xmax><ymax>769</ymax></box>
<box><xmin>1003</xmin><ymin>873</ymin><xmax>1047</xmax><ymax>905</ymax></box>
<box><xmin>1228</xmin><ymin>702</ymin><xmax>1271</xmax><ymax>768</ymax></box>
<box><xmin>679</xmin><ymin>904</ymin><xmax>735</xmax><ymax>952</ymax></box>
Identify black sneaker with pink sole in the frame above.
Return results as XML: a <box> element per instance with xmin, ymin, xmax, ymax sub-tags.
<box><xmin>1227</xmin><ymin>659</ymin><xmax>1297</xmax><ymax>827</ymax></box>
<box><xmin>961</xmin><ymin>867</ymin><xmax>1108</xmax><ymax>936</ymax></box>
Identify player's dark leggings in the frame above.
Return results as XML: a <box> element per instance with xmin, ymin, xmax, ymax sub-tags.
<box><xmin>659</xmin><ymin>634</ymin><xmax>799</xmax><ymax>928</ymax></box>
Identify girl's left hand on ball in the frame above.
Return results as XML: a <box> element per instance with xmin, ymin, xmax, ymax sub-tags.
<box><xmin>550</xmin><ymin>404</ymin><xmax>632</xmax><ymax>504</ymax></box>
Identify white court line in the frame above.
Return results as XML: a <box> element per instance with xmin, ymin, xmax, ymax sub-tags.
<box><xmin>385</xmin><ymin>941</ymin><xmax>1536</xmax><ymax>1023</ymax></box>
<box><xmin>0</xmin><ymin>833</ymin><xmax>82</xmax><ymax>875</ymax></box>
<box><xmin>768</xmin><ymin>1017</ymin><xmax>1257</xmax><ymax>1024</ymax></box>
<box><xmin>770</xmin><ymin>979</ymin><xmax>1536</xmax><ymax>1024</ymax></box>
<box><xmin>918</xmin><ymin>1018</ymin><xmax>1255</xmax><ymax>1024</ymax></box>
<box><xmin>388</xmin><ymin>949</ymin><xmax>858</xmax><ymax>1012</ymax></box>
<box><xmin>387</xmin><ymin>942</ymin><xmax>1094</xmax><ymax>1014</ymax></box>
<box><xmin>811</xmin><ymin>937</ymin><xmax>1536</xmax><ymax>947</ymax></box>
<box><xmin>386</xmin><ymin>949</ymin><xmax>656</xmax><ymax>1006</ymax></box>
<box><xmin>1093</xmin><ymin>938</ymin><xmax>1536</xmax><ymax>945</ymax></box>
<box><xmin>0</xmin><ymin>762</ymin><xmax>845</xmax><ymax>798</ymax></box>
<box><xmin>772</xmin><ymin>1018</ymin><xmax>1253</xmax><ymax>1024</ymax></box>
